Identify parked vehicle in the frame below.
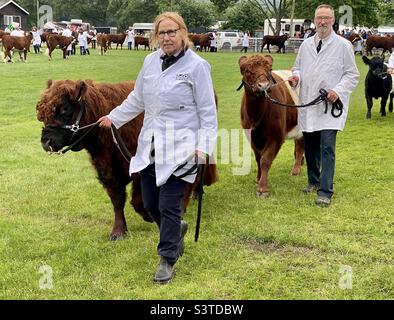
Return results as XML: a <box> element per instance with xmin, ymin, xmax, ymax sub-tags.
<box><xmin>216</xmin><ymin>31</ymin><xmax>242</xmax><ymax>50</ymax></box>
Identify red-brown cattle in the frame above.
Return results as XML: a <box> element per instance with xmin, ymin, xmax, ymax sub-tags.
<box><xmin>239</xmin><ymin>55</ymin><xmax>304</xmax><ymax>198</ymax></box>
<box><xmin>97</xmin><ymin>33</ymin><xmax>108</xmax><ymax>55</ymax></box>
<box><xmin>46</xmin><ymin>35</ymin><xmax>75</xmax><ymax>59</ymax></box>
<box><xmin>36</xmin><ymin>80</ymin><xmax>219</xmax><ymax>240</ymax></box>
<box><xmin>134</xmin><ymin>36</ymin><xmax>150</xmax><ymax>51</ymax></box>
<box><xmin>366</xmin><ymin>35</ymin><xmax>394</xmax><ymax>55</ymax></box>
<box><xmin>107</xmin><ymin>34</ymin><xmax>127</xmax><ymax>50</ymax></box>
<box><xmin>1</xmin><ymin>33</ymin><xmax>33</xmax><ymax>63</ymax></box>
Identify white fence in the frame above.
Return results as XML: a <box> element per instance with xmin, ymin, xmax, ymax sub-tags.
<box><xmin>221</xmin><ymin>37</ymin><xmax>304</xmax><ymax>53</ymax></box>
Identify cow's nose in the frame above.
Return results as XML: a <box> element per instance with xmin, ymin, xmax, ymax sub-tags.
<box><xmin>257</xmin><ymin>82</ymin><xmax>270</xmax><ymax>92</ymax></box>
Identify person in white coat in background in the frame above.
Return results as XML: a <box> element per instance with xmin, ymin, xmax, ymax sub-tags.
<box><xmin>289</xmin><ymin>4</ymin><xmax>359</xmax><ymax>207</ymax></box>
<box><xmin>98</xmin><ymin>12</ymin><xmax>218</xmax><ymax>284</ymax></box>
<box><xmin>32</xmin><ymin>26</ymin><xmax>42</xmax><ymax>54</ymax></box>
<box><xmin>241</xmin><ymin>31</ymin><xmax>250</xmax><ymax>53</ymax></box>
<box><xmin>387</xmin><ymin>51</ymin><xmax>394</xmax><ymax>75</ymax></box>
<box><xmin>62</xmin><ymin>26</ymin><xmax>73</xmax><ymax>57</ymax></box>
<box><xmin>127</xmin><ymin>27</ymin><xmax>135</xmax><ymax>50</ymax></box>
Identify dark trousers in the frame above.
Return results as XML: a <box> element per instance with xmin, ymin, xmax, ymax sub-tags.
<box><xmin>303</xmin><ymin>130</ymin><xmax>338</xmax><ymax>198</ymax></box>
<box><xmin>128</xmin><ymin>42</ymin><xmax>132</xmax><ymax>50</ymax></box>
<box><xmin>140</xmin><ymin>164</ymin><xmax>187</xmax><ymax>264</ymax></box>
<box><xmin>34</xmin><ymin>44</ymin><xmax>40</xmax><ymax>54</ymax></box>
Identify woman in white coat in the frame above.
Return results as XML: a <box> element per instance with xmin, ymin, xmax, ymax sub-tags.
<box><xmin>98</xmin><ymin>12</ymin><xmax>218</xmax><ymax>284</ymax></box>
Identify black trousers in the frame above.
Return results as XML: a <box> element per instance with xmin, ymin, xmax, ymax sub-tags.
<box><xmin>140</xmin><ymin>164</ymin><xmax>187</xmax><ymax>264</ymax></box>
<box><xmin>303</xmin><ymin>130</ymin><xmax>338</xmax><ymax>198</ymax></box>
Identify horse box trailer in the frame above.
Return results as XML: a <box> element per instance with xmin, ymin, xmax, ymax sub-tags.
<box><xmin>264</xmin><ymin>19</ymin><xmax>310</xmax><ymax>36</ymax></box>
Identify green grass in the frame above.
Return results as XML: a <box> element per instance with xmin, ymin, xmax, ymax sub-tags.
<box><xmin>1</xmin><ymin>49</ymin><xmax>394</xmax><ymax>300</ymax></box>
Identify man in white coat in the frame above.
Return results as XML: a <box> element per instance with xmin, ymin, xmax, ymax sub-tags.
<box><xmin>98</xmin><ymin>12</ymin><xmax>217</xmax><ymax>284</ymax></box>
<box><xmin>289</xmin><ymin>4</ymin><xmax>359</xmax><ymax>207</ymax></box>
<box><xmin>62</xmin><ymin>26</ymin><xmax>73</xmax><ymax>57</ymax></box>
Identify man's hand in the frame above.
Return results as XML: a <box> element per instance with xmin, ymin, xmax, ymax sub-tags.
<box><xmin>98</xmin><ymin>116</ymin><xmax>112</xmax><ymax>128</ymax></box>
<box><xmin>288</xmin><ymin>76</ymin><xmax>300</xmax><ymax>88</ymax></box>
<box><xmin>195</xmin><ymin>150</ymin><xmax>208</xmax><ymax>164</ymax></box>
<box><xmin>327</xmin><ymin>90</ymin><xmax>339</xmax><ymax>103</ymax></box>
<box><xmin>388</xmin><ymin>68</ymin><xmax>393</xmax><ymax>75</ymax></box>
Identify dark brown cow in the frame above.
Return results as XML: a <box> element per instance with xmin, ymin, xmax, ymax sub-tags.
<box><xmin>261</xmin><ymin>34</ymin><xmax>289</xmax><ymax>54</ymax></box>
<box><xmin>46</xmin><ymin>35</ymin><xmax>75</xmax><ymax>60</ymax></box>
<box><xmin>107</xmin><ymin>34</ymin><xmax>127</xmax><ymax>50</ymax></box>
<box><xmin>188</xmin><ymin>33</ymin><xmax>210</xmax><ymax>52</ymax></box>
<box><xmin>97</xmin><ymin>33</ymin><xmax>108</xmax><ymax>55</ymax></box>
<box><xmin>1</xmin><ymin>33</ymin><xmax>33</xmax><ymax>63</ymax></box>
<box><xmin>36</xmin><ymin>80</ymin><xmax>219</xmax><ymax>240</ymax></box>
<box><xmin>40</xmin><ymin>31</ymin><xmax>53</xmax><ymax>45</ymax></box>
<box><xmin>366</xmin><ymin>35</ymin><xmax>394</xmax><ymax>56</ymax></box>
<box><xmin>239</xmin><ymin>55</ymin><xmax>304</xmax><ymax>198</ymax></box>
<box><xmin>134</xmin><ymin>36</ymin><xmax>150</xmax><ymax>51</ymax></box>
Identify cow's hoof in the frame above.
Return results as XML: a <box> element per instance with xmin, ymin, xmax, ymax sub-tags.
<box><xmin>366</xmin><ymin>113</ymin><xmax>371</xmax><ymax>119</ymax></box>
<box><xmin>257</xmin><ymin>191</ymin><xmax>270</xmax><ymax>199</ymax></box>
<box><xmin>381</xmin><ymin>112</ymin><xmax>386</xmax><ymax>117</ymax></box>
<box><xmin>109</xmin><ymin>231</ymin><xmax>128</xmax><ymax>241</ymax></box>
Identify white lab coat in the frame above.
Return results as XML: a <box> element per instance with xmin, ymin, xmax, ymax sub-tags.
<box><xmin>10</xmin><ymin>29</ymin><xmax>24</xmax><ymax>37</ymax></box>
<box><xmin>108</xmin><ymin>49</ymin><xmax>218</xmax><ymax>186</ymax></box>
<box><xmin>242</xmin><ymin>35</ymin><xmax>249</xmax><ymax>47</ymax></box>
<box><xmin>32</xmin><ymin>31</ymin><xmax>41</xmax><ymax>45</ymax></box>
<box><xmin>388</xmin><ymin>51</ymin><xmax>394</xmax><ymax>69</ymax></box>
<box><xmin>62</xmin><ymin>29</ymin><xmax>73</xmax><ymax>51</ymax></box>
<box><xmin>127</xmin><ymin>30</ymin><xmax>135</xmax><ymax>42</ymax></box>
<box><xmin>292</xmin><ymin>32</ymin><xmax>359</xmax><ymax>132</ymax></box>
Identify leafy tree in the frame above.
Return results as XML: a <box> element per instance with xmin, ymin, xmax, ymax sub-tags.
<box><xmin>223</xmin><ymin>0</ymin><xmax>263</xmax><ymax>35</ymax></box>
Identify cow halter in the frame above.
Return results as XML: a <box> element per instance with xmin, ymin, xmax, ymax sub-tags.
<box><xmin>237</xmin><ymin>73</ymin><xmax>344</xmax><ymax>118</ymax></box>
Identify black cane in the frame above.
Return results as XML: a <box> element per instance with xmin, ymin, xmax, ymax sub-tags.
<box><xmin>194</xmin><ymin>163</ymin><xmax>205</xmax><ymax>242</ymax></box>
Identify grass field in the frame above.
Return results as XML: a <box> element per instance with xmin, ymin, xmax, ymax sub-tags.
<box><xmin>0</xmin><ymin>49</ymin><xmax>393</xmax><ymax>300</ymax></box>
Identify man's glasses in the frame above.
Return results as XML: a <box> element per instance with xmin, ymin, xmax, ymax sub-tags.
<box><xmin>158</xmin><ymin>29</ymin><xmax>179</xmax><ymax>39</ymax></box>
<box><xmin>315</xmin><ymin>16</ymin><xmax>333</xmax><ymax>21</ymax></box>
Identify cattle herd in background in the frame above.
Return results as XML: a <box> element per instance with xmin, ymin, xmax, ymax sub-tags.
<box><xmin>1</xmin><ymin>26</ymin><xmax>394</xmax><ymax>119</ymax></box>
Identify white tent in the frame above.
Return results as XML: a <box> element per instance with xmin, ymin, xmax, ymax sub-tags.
<box><xmin>377</xmin><ymin>26</ymin><xmax>394</xmax><ymax>35</ymax></box>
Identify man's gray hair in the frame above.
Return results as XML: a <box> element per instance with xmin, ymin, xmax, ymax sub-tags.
<box><xmin>315</xmin><ymin>4</ymin><xmax>335</xmax><ymax>18</ymax></box>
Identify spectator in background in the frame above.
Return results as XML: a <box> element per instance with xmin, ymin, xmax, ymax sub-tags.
<box><xmin>32</xmin><ymin>26</ymin><xmax>42</xmax><ymax>54</ymax></box>
<box><xmin>209</xmin><ymin>31</ymin><xmax>217</xmax><ymax>52</ymax></box>
<box><xmin>62</xmin><ymin>25</ymin><xmax>73</xmax><ymax>57</ymax></box>
<box><xmin>127</xmin><ymin>27</ymin><xmax>135</xmax><ymax>50</ymax></box>
<box><xmin>10</xmin><ymin>24</ymin><xmax>24</xmax><ymax>37</ymax></box>
<box><xmin>91</xmin><ymin>26</ymin><xmax>97</xmax><ymax>49</ymax></box>
<box><xmin>241</xmin><ymin>31</ymin><xmax>250</xmax><ymax>53</ymax></box>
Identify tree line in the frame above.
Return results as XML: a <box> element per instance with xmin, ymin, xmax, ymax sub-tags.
<box><xmin>17</xmin><ymin>0</ymin><xmax>393</xmax><ymax>33</ymax></box>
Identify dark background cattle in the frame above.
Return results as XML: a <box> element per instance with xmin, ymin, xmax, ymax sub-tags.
<box><xmin>188</xmin><ymin>33</ymin><xmax>210</xmax><ymax>52</ymax></box>
<box><xmin>261</xmin><ymin>34</ymin><xmax>289</xmax><ymax>54</ymax></box>
<box><xmin>134</xmin><ymin>35</ymin><xmax>150</xmax><ymax>51</ymax></box>
<box><xmin>238</xmin><ymin>55</ymin><xmax>304</xmax><ymax>198</ymax></box>
<box><xmin>107</xmin><ymin>34</ymin><xmax>127</xmax><ymax>50</ymax></box>
<box><xmin>362</xmin><ymin>55</ymin><xmax>394</xmax><ymax>119</ymax></box>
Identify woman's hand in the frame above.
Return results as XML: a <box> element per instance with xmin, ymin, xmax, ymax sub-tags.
<box><xmin>98</xmin><ymin>116</ymin><xmax>112</xmax><ymax>128</ymax></box>
<box><xmin>195</xmin><ymin>150</ymin><xmax>208</xmax><ymax>164</ymax></box>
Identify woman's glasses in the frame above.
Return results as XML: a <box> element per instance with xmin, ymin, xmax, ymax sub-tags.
<box><xmin>158</xmin><ymin>29</ymin><xmax>179</xmax><ymax>39</ymax></box>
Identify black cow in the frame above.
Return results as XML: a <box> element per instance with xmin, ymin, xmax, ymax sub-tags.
<box><xmin>362</xmin><ymin>56</ymin><xmax>394</xmax><ymax>119</ymax></box>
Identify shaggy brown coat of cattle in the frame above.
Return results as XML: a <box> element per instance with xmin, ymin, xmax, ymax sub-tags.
<box><xmin>107</xmin><ymin>34</ymin><xmax>127</xmax><ymax>50</ymax></box>
<box><xmin>261</xmin><ymin>34</ymin><xmax>289</xmax><ymax>54</ymax></box>
<box><xmin>97</xmin><ymin>33</ymin><xmax>108</xmax><ymax>55</ymax></box>
<box><xmin>1</xmin><ymin>33</ymin><xmax>33</xmax><ymax>63</ymax></box>
<box><xmin>366</xmin><ymin>35</ymin><xmax>394</xmax><ymax>55</ymax></box>
<box><xmin>46</xmin><ymin>35</ymin><xmax>75</xmax><ymax>59</ymax></box>
<box><xmin>239</xmin><ymin>55</ymin><xmax>304</xmax><ymax>198</ymax></box>
<box><xmin>134</xmin><ymin>36</ymin><xmax>150</xmax><ymax>51</ymax></box>
<box><xmin>36</xmin><ymin>80</ymin><xmax>218</xmax><ymax>240</ymax></box>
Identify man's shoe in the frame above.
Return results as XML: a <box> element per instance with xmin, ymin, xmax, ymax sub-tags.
<box><xmin>178</xmin><ymin>220</ymin><xmax>188</xmax><ymax>257</ymax></box>
<box><xmin>303</xmin><ymin>184</ymin><xmax>319</xmax><ymax>194</ymax></box>
<box><xmin>153</xmin><ymin>257</ymin><xmax>176</xmax><ymax>284</ymax></box>
<box><xmin>316</xmin><ymin>196</ymin><xmax>331</xmax><ymax>207</ymax></box>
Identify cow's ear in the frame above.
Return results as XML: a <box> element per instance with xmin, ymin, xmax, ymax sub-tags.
<box><xmin>47</xmin><ymin>79</ymin><xmax>53</xmax><ymax>89</ymax></box>
<box><xmin>239</xmin><ymin>56</ymin><xmax>248</xmax><ymax>66</ymax></box>
<box><xmin>362</xmin><ymin>55</ymin><xmax>370</xmax><ymax>65</ymax></box>
<box><xmin>264</xmin><ymin>55</ymin><xmax>273</xmax><ymax>68</ymax></box>
<box><xmin>74</xmin><ymin>80</ymin><xmax>88</xmax><ymax>102</ymax></box>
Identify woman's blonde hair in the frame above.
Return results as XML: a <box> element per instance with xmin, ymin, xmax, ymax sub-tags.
<box><xmin>151</xmin><ymin>12</ymin><xmax>193</xmax><ymax>50</ymax></box>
